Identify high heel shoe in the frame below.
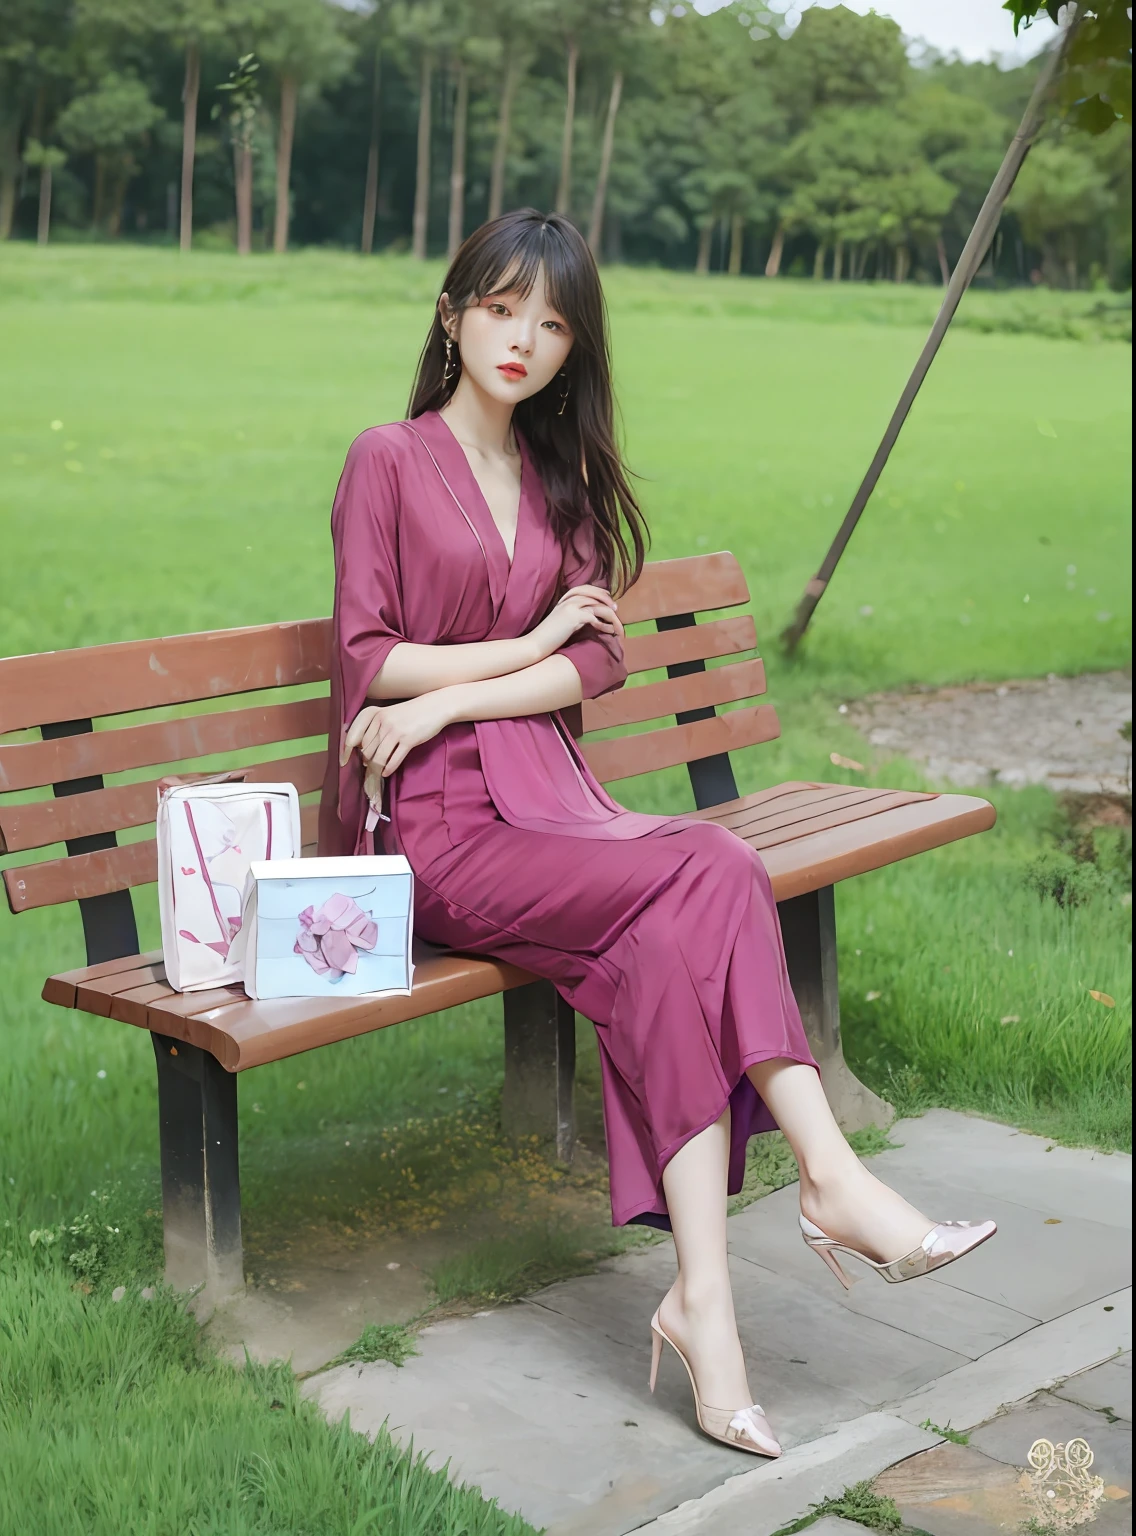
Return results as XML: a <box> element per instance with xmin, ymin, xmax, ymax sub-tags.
<box><xmin>648</xmin><ymin>1307</ymin><xmax>782</xmax><ymax>1458</ymax></box>
<box><xmin>799</xmin><ymin>1211</ymin><xmax>998</xmax><ymax>1289</ymax></box>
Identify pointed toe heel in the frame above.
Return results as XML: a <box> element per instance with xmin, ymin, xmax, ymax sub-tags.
<box><xmin>800</xmin><ymin>1212</ymin><xmax>998</xmax><ymax>1286</ymax></box>
<box><xmin>647</xmin><ymin>1307</ymin><xmax>781</xmax><ymax>1458</ymax></box>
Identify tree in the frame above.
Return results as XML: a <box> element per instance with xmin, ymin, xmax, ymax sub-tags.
<box><xmin>212</xmin><ymin>51</ymin><xmax>261</xmax><ymax>253</ymax></box>
<box><xmin>255</xmin><ymin>0</ymin><xmax>353</xmax><ymax>254</ymax></box>
<box><xmin>0</xmin><ymin>0</ymin><xmax>73</xmax><ymax>239</ymax></box>
<box><xmin>780</xmin><ymin>107</ymin><xmax>954</xmax><ymax>281</ymax></box>
<box><xmin>22</xmin><ymin>139</ymin><xmax>66</xmax><ymax>243</ymax></box>
<box><xmin>162</xmin><ymin>0</ymin><xmax>241</xmax><ymax>253</ymax></box>
<box><xmin>56</xmin><ymin>73</ymin><xmax>163</xmax><ymax>234</ymax></box>
<box><xmin>392</xmin><ymin>0</ymin><xmax>448</xmax><ymax>259</ymax></box>
<box><xmin>1007</xmin><ymin>138</ymin><xmax>1116</xmax><ymax>284</ymax></box>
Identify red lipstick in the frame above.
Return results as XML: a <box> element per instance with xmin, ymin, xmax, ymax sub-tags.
<box><xmin>497</xmin><ymin>363</ymin><xmax>527</xmax><ymax>379</ymax></box>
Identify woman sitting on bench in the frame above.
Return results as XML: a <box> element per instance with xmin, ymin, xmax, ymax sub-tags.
<box><xmin>318</xmin><ymin>208</ymin><xmax>997</xmax><ymax>1459</ymax></box>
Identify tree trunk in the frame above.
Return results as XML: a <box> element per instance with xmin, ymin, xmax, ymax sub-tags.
<box><xmin>92</xmin><ymin>154</ymin><xmax>106</xmax><ymax>231</ymax></box>
<box><xmin>235</xmin><ymin>143</ymin><xmax>253</xmax><ymax>254</ymax></box>
<box><xmin>894</xmin><ymin>245</ymin><xmax>910</xmax><ymax>283</ymax></box>
<box><xmin>273</xmin><ymin>74</ymin><xmax>298</xmax><ymax>254</ymax></box>
<box><xmin>695</xmin><ymin>221</ymin><xmax>712</xmax><ymax>275</ymax></box>
<box><xmin>727</xmin><ymin>211</ymin><xmax>744</xmax><ymax>275</ymax></box>
<box><xmin>488</xmin><ymin>44</ymin><xmax>519</xmax><ymax>222</ymax></box>
<box><xmin>361</xmin><ymin>46</ymin><xmax>383</xmax><ymax>254</ymax></box>
<box><xmin>764</xmin><ymin>222</ymin><xmax>784</xmax><ymax>277</ymax></box>
<box><xmin>555</xmin><ymin>37</ymin><xmax>578</xmax><ymax>216</ymax></box>
<box><xmin>447</xmin><ymin>59</ymin><xmax>469</xmax><ymax>260</ymax></box>
<box><xmin>587</xmin><ymin>70</ymin><xmax>623</xmax><ymax>257</ymax></box>
<box><xmin>412</xmin><ymin>50</ymin><xmax>433</xmax><ymax>259</ymax></box>
<box><xmin>37</xmin><ymin>165</ymin><xmax>52</xmax><ymax>244</ymax></box>
<box><xmin>833</xmin><ymin>238</ymin><xmax>844</xmax><ymax>281</ymax></box>
<box><xmin>936</xmin><ymin>233</ymin><xmax>950</xmax><ymax>285</ymax></box>
<box><xmin>0</xmin><ymin>171</ymin><xmax>15</xmax><ymax>241</ymax></box>
<box><xmin>107</xmin><ymin>163</ymin><xmax>128</xmax><ymax>237</ymax></box>
<box><xmin>0</xmin><ymin>109</ymin><xmax>20</xmax><ymax>240</ymax></box>
<box><xmin>813</xmin><ymin>242</ymin><xmax>826</xmax><ymax>280</ymax></box>
<box><xmin>180</xmin><ymin>41</ymin><xmax>200</xmax><ymax>252</ymax></box>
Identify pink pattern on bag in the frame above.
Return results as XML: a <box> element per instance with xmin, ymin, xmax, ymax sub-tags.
<box><xmin>294</xmin><ymin>894</ymin><xmax>379</xmax><ymax>979</ymax></box>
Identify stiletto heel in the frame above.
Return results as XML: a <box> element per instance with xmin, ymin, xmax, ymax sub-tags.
<box><xmin>799</xmin><ymin>1212</ymin><xmax>998</xmax><ymax>1286</ymax></box>
<box><xmin>648</xmin><ymin>1307</ymin><xmax>781</xmax><ymax>1458</ymax></box>
<box><xmin>649</xmin><ymin>1324</ymin><xmax>663</xmax><ymax>1393</ymax></box>
<box><xmin>815</xmin><ymin>1243</ymin><xmax>853</xmax><ymax>1290</ymax></box>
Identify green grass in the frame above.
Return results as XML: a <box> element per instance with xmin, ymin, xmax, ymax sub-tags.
<box><xmin>0</xmin><ymin>244</ymin><xmax>1131</xmax><ymax>1534</ymax></box>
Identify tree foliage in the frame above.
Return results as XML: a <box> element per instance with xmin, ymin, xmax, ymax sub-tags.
<box><xmin>0</xmin><ymin>0</ymin><xmax>1128</xmax><ymax>291</ymax></box>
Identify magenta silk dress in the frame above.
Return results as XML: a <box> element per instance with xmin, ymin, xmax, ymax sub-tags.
<box><xmin>317</xmin><ymin>409</ymin><xmax>822</xmax><ymax>1230</ymax></box>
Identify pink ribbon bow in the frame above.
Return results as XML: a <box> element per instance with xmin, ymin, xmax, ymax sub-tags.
<box><xmin>294</xmin><ymin>893</ymin><xmax>379</xmax><ymax>979</ymax></box>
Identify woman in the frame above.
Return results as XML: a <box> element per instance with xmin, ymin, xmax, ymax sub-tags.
<box><xmin>318</xmin><ymin>209</ymin><xmax>997</xmax><ymax>1458</ymax></box>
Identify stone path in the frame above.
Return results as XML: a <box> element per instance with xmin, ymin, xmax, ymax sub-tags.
<box><xmin>291</xmin><ymin>1109</ymin><xmax>1131</xmax><ymax>1534</ymax></box>
<box><xmin>843</xmin><ymin>671</ymin><xmax>1132</xmax><ymax>796</ymax></box>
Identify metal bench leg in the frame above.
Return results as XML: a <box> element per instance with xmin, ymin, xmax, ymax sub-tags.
<box><xmin>778</xmin><ymin>886</ymin><xmax>894</xmax><ymax>1135</ymax></box>
<box><xmin>501</xmin><ymin>981</ymin><xmax>576</xmax><ymax>1163</ymax></box>
<box><xmin>151</xmin><ymin>1032</ymin><xmax>244</xmax><ymax>1312</ymax></box>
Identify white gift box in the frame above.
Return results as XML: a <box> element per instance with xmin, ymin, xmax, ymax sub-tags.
<box><xmin>157</xmin><ymin>781</ymin><xmax>301</xmax><ymax>992</ymax></box>
<box><xmin>234</xmin><ymin>856</ymin><xmax>415</xmax><ymax>1001</ymax></box>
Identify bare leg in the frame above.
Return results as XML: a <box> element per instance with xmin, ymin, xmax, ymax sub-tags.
<box><xmin>656</xmin><ymin>1105</ymin><xmax>753</xmax><ymax>1410</ymax></box>
<box><xmin>746</xmin><ymin>1058</ymin><xmax>934</xmax><ymax>1263</ymax></box>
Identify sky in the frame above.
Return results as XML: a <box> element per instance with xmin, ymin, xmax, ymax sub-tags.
<box><xmin>691</xmin><ymin>0</ymin><xmax>1060</xmax><ymax>64</ymax></box>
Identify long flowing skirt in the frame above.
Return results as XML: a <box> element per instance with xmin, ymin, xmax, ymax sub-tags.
<box><xmin>387</xmin><ymin>723</ymin><xmax>822</xmax><ymax>1229</ymax></box>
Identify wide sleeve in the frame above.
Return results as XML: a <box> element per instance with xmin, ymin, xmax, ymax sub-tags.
<box><xmin>318</xmin><ymin>430</ymin><xmax>410</xmax><ymax>856</ymax></box>
<box><xmin>331</xmin><ymin>430</ymin><xmax>410</xmax><ymax>732</ymax></box>
<box><xmin>552</xmin><ymin>518</ymin><xmax>629</xmax><ymax>701</ymax></box>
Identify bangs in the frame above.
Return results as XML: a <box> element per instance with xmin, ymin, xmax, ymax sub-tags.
<box><xmin>464</xmin><ymin>220</ymin><xmax>583</xmax><ymax>325</ymax></box>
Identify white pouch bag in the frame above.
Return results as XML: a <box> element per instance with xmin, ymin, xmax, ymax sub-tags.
<box><xmin>157</xmin><ymin>779</ymin><xmax>302</xmax><ymax>992</ymax></box>
<box><xmin>234</xmin><ymin>856</ymin><xmax>414</xmax><ymax>1001</ymax></box>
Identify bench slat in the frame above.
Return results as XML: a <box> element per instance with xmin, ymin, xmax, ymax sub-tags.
<box><xmin>0</xmin><ymin>750</ymin><xmax>326</xmax><ymax>854</ymax></box>
<box><xmin>614</xmin><ymin>552</ymin><xmax>748</xmax><ymax>624</ymax></box>
<box><xmin>0</xmin><ymin>619</ymin><xmax>331</xmax><ymax>735</ymax></box>
<box><xmin>58</xmin><ymin>943</ymin><xmax>537</xmax><ymax>1071</ymax></box>
<box><xmin>738</xmin><ymin>791</ymin><xmax>997</xmax><ymax>903</ymax></box>
<box><xmin>5</xmin><ymin>802</ymin><xmax>321</xmax><ymax>913</ymax></box>
<box><xmin>581</xmin><ymin>703</ymin><xmax>780</xmax><ymax>783</ymax></box>
<box><xmin>0</xmin><ymin>696</ymin><xmax>329</xmax><ymax>795</ymax></box>
<box><xmin>582</xmin><ymin>658</ymin><xmax>766</xmax><ymax>733</ymax></box>
<box><xmin>621</xmin><ymin>615</ymin><xmax>756</xmax><ymax>676</ymax></box>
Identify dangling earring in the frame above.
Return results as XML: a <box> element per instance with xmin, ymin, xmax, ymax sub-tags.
<box><xmin>443</xmin><ymin>335</ymin><xmax>457</xmax><ymax>385</ymax></box>
<box><xmin>557</xmin><ymin>368</ymin><xmax>570</xmax><ymax>416</ymax></box>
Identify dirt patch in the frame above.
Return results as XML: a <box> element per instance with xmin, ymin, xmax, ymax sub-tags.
<box><xmin>844</xmin><ymin>671</ymin><xmax>1132</xmax><ymax>796</ymax></box>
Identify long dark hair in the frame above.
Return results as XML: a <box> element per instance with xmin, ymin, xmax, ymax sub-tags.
<box><xmin>406</xmin><ymin>209</ymin><xmax>648</xmax><ymax>597</ymax></box>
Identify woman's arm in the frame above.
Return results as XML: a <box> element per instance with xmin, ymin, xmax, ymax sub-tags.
<box><xmin>347</xmin><ymin>653</ymin><xmax>585</xmax><ymax>782</ymax></box>
<box><xmin>367</xmin><ymin>583</ymin><xmax>621</xmax><ymax>699</ymax></box>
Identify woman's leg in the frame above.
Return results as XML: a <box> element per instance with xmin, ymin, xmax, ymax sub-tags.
<box><xmin>746</xmin><ymin>1058</ymin><xmax>934</xmax><ymax>1263</ymax></box>
<box><xmin>656</xmin><ymin>1106</ymin><xmax>754</xmax><ymax>1409</ymax></box>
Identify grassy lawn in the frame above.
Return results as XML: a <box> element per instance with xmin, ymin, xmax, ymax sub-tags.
<box><xmin>1</xmin><ymin>244</ymin><xmax>1131</xmax><ymax>1534</ymax></box>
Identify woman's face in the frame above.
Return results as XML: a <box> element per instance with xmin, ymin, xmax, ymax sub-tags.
<box><xmin>441</xmin><ymin>262</ymin><xmax>575</xmax><ymax>408</ymax></box>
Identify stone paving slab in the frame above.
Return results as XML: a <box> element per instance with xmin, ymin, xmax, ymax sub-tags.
<box><xmin>1054</xmin><ymin>1351</ymin><xmax>1132</xmax><ymax>1421</ymax></box>
<box><xmin>627</xmin><ymin>1412</ymin><xmax>942</xmax><ymax>1536</ymax></box>
<box><xmin>874</xmin><ymin>1378</ymin><xmax>1132</xmax><ymax>1536</ymax></box>
<box><xmin>292</xmin><ymin>1110</ymin><xmax>1131</xmax><ymax>1536</ymax></box>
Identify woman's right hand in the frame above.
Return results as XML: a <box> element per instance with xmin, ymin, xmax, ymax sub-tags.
<box><xmin>529</xmin><ymin>584</ymin><xmax>623</xmax><ymax>659</ymax></box>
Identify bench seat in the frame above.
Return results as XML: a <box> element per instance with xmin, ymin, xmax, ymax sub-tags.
<box><xmin>41</xmin><ymin>780</ymin><xmax>995</xmax><ymax>1072</ymax></box>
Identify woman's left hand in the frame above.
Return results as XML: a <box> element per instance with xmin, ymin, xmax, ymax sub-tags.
<box><xmin>342</xmin><ymin>691</ymin><xmax>456</xmax><ymax>781</ymax></box>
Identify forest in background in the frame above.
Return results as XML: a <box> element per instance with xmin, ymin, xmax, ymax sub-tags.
<box><xmin>2</xmin><ymin>0</ymin><xmax>1132</xmax><ymax>290</ymax></box>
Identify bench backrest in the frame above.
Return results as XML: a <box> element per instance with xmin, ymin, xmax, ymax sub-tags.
<box><xmin>1</xmin><ymin>553</ymin><xmax>778</xmax><ymax>954</ymax></box>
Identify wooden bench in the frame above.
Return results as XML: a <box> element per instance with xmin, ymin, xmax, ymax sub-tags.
<box><xmin>1</xmin><ymin>552</ymin><xmax>996</xmax><ymax>1311</ymax></box>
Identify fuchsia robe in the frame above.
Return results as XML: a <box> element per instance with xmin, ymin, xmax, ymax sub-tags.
<box><xmin>318</xmin><ymin>408</ymin><xmax>821</xmax><ymax>1229</ymax></box>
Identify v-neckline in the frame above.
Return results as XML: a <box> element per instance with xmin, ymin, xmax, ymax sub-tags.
<box><xmin>432</xmin><ymin>408</ymin><xmax>525</xmax><ymax>570</ymax></box>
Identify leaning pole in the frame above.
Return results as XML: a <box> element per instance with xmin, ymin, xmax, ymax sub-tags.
<box><xmin>779</xmin><ymin>7</ymin><xmax>1083</xmax><ymax>656</ymax></box>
